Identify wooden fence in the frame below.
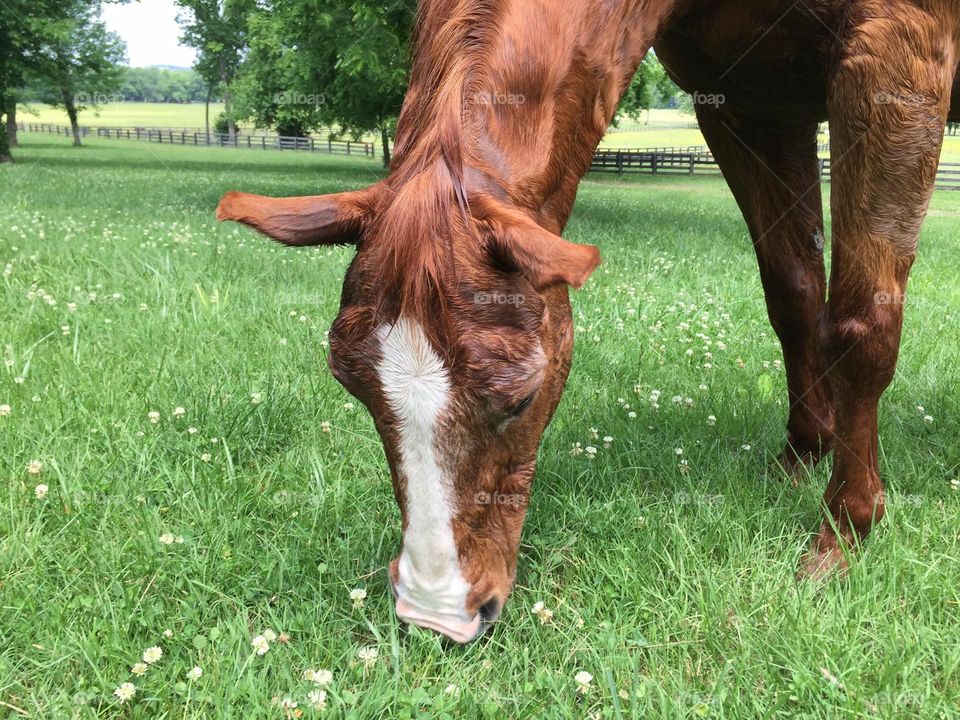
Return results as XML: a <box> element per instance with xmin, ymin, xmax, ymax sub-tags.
<box><xmin>17</xmin><ymin>122</ymin><xmax>377</xmax><ymax>157</ymax></box>
<box><xmin>17</xmin><ymin>123</ymin><xmax>960</xmax><ymax>189</ymax></box>
<box><xmin>591</xmin><ymin>146</ymin><xmax>960</xmax><ymax>190</ymax></box>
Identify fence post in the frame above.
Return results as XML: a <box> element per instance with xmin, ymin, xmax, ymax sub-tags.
<box><xmin>328</xmin><ymin>139</ymin><xmax>332</xmax><ymax>153</ymax></box>
<box><xmin>689</xmin><ymin>154</ymin><xmax>695</xmax><ymax>175</ymax></box>
<box><xmin>616</xmin><ymin>151</ymin><xmax>623</xmax><ymax>176</ymax></box>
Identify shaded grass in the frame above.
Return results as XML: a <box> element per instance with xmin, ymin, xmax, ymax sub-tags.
<box><xmin>1</xmin><ymin>135</ymin><xmax>959</xmax><ymax>719</ymax></box>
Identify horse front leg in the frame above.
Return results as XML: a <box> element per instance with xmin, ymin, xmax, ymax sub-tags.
<box><xmin>799</xmin><ymin>1</ymin><xmax>956</xmax><ymax>578</ymax></box>
<box><xmin>696</xmin><ymin>106</ymin><xmax>834</xmax><ymax>474</ymax></box>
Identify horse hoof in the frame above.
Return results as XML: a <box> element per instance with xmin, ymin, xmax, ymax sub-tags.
<box><xmin>773</xmin><ymin>448</ymin><xmax>820</xmax><ymax>486</ymax></box>
<box><xmin>796</xmin><ymin>531</ymin><xmax>850</xmax><ymax>582</ymax></box>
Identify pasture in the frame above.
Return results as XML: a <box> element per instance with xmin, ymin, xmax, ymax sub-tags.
<box><xmin>2</xmin><ymin>135</ymin><xmax>959</xmax><ymax>718</ymax></box>
<box><xmin>18</xmin><ymin>102</ymin><xmax>229</xmax><ymax>129</ymax></box>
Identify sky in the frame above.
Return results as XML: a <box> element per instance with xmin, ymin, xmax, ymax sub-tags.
<box><xmin>102</xmin><ymin>0</ymin><xmax>197</xmax><ymax>68</ymax></box>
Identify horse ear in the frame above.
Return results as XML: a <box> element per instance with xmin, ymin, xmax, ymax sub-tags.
<box><xmin>216</xmin><ymin>184</ymin><xmax>381</xmax><ymax>246</ymax></box>
<box><xmin>473</xmin><ymin>196</ymin><xmax>601</xmax><ymax>290</ymax></box>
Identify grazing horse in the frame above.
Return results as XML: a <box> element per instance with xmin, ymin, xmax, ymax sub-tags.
<box><xmin>217</xmin><ymin>0</ymin><xmax>960</xmax><ymax>642</ymax></box>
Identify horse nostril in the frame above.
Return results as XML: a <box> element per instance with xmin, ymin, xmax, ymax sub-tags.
<box><xmin>479</xmin><ymin>597</ymin><xmax>501</xmax><ymax>622</ymax></box>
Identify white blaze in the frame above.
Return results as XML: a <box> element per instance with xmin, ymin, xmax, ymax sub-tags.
<box><xmin>376</xmin><ymin>318</ymin><xmax>474</xmax><ymax>624</ymax></box>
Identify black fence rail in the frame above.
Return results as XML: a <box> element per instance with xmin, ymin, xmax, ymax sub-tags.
<box><xmin>592</xmin><ymin>147</ymin><xmax>960</xmax><ymax>190</ymax></box>
<box><xmin>18</xmin><ymin>123</ymin><xmax>960</xmax><ymax>189</ymax></box>
<box><xmin>17</xmin><ymin>122</ymin><xmax>377</xmax><ymax>157</ymax></box>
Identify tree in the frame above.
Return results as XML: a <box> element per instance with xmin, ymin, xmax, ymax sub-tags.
<box><xmin>29</xmin><ymin>5</ymin><xmax>126</xmax><ymax>146</ymax></box>
<box><xmin>176</xmin><ymin>0</ymin><xmax>253</xmax><ymax>139</ymax></box>
<box><xmin>617</xmin><ymin>53</ymin><xmax>681</xmax><ymax>123</ymax></box>
<box><xmin>235</xmin><ymin>0</ymin><xmax>412</xmax><ymax>166</ymax></box>
<box><xmin>1</xmin><ymin>0</ymin><xmax>123</xmax><ymax>161</ymax></box>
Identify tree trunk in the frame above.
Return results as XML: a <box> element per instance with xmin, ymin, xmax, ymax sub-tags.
<box><xmin>380</xmin><ymin>126</ymin><xmax>391</xmax><ymax>169</ymax></box>
<box><xmin>205</xmin><ymin>85</ymin><xmax>211</xmax><ymax>140</ymax></box>
<box><xmin>0</xmin><ymin>124</ymin><xmax>11</xmax><ymax>163</ymax></box>
<box><xmin>0</xmin><ymin>91</ymin><xmax>12</xmax><ymax>162</ymax></box>
<box><xmin>63</xmin><ymin>91</ymin><xmax>82</xmax><ymax>146</ymax></box>
<box><xmin>6</xmin><ymin>98</ymin><xmax>17</xmax><ymax>148</ymax></box>
<box><xmin>224</xmin><ymin>89</ymin><xmax>237</xmax><ymax>142</ymax></box>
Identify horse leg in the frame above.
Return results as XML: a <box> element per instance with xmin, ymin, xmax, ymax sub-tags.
<box><xmin>799</xmin><ymin>3</ymin><xmax>955</xmax><ymax>578</ymax></box>
<box><xmin>696</xmin><ymin>107</ymin><xmax>834</xmax><ymax>473</ymax></box>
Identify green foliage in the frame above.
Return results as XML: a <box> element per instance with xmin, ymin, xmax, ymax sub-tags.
<box><xmin>26</xmin><ymin>4</ymin><xmax>126</xmax><ymax>120</ymax></box>
<box><xmin>121</xmin><ymin>67</ymin><xmax>210</xmax><ymax>103</ymax></box>
<box><xmin>176</xmin><ymin>0</ymin><xmax>256</xmax><ymax>134</ymax></box>
<box><xmin>212</xmin><ymin>110</ymin><xmax>229</xmax><ymax>134</ymax></box>
<box><xmin>617</xmin><ymin>54</ymin><xmax>683</xmax><ymax>122</ymax></box>
<box><xmin>0</xmin><ymin>0</ymin><xmax>100</xmax><ymax>159</ymax></box>
<box><xmin>234</xmin><ymin>0</ymin><xmax>411</xmax><ymax>148</ymax></box>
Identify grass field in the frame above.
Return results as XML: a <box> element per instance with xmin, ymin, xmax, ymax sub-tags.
<box><xmin>2</xmin><ymin>135</ymin><xmax>960</xmax><ymax>719</ymax></box>
<box><xmin>19</xmin><ymin>102</ymin><xmax>229</xmax><ymax>130</ymax></box>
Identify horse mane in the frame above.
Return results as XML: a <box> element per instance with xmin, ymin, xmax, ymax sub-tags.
<box><xmin>367</xmin><ymin>0</ymin><xmax>506</xmax><ymax>325</ymax></box>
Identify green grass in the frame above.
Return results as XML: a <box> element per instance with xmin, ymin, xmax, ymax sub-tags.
<box><xmin>2</xmin><ymin>135</ymin><xmax>960</xmax><ymax>719</ymax></box>
<box><xmin>19</xmin><ymin>102</ymin><xmax>229</xmax><ymax>129</ymax></box>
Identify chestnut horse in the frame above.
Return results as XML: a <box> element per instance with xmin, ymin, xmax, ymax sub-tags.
<box><xmin>217</xmin><ymin>0</ymin><xmax>960</xmax><ymax>642</ymax></box>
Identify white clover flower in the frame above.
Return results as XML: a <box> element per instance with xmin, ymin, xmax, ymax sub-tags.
<box><xmin>279</xmin><ymin>698</ymin><xmax>298</xmax><ymax>710</ymax></box>
<box><xmin>357</xmin><ymin>646</ymin><xmax>378</xmax><ymax>668</ymax></box>
<box><xmin>350</xmin><ymin>587</ymin><xmax>367</xmax><ymax>608</ymax></box>
<box><xmin>186</xmin><ymin>666</ymin><xmax>202</xmax><ymax>680</ymax></box>
<box><xmin>307</xmin><ymin>689</ymin><xmax>327</xmax><ymax>710</ymax></box>
<box><xmin>0</xmin><ymin>404</ymin><xmax>10</xmax><ymax>416</ymax></box>
<box><xmin>262</xmin><ymin>629</ymin><xmax>277</xmax><ymax>642</ymax></box>
<box><xmin>200</xmin><ymin>453</ymin><xmax>212</xmax><ymax>463</ymax></box>
<box><xmin>159</xmin><ymin>533</ymin><xmax>176</xmax><ymax>545</ymax></box>
<box><xmin>148</xmin><ymin>410</ymin><xmax>160</xmax><ymax>424</ymax></box>
<box><xmin>172</xmin><ymin>407</ymin><xmax>186</xmax><ymax>418</ymax></box>
<box><xmin>131</xmin><ymin>662</ymin><xmax>148</xmax><ymax>676</ymax></box>
<box><xmin>142</xmin><ymin>646</ymin><xmax>163</xmax><ymax>664</ymax></box>
<box><xmin>27</xmin><ymin>460</ymin><xmax>43</xmax><ymax>475</ymax></box>
<box><xmin>250</xmin><ymin>392</ymin><xmax>262</xmax><ymax>405</ymax></box>
<box><xmin>113</xmin><ymin>682</ymin><xmax>136</xmax><ymax>703</ymax></box>
<box><xmin>574</xmin><ymin>671</ymin><xmax>593</xmax><ymax>693</ymax></box>
<box><xmin>313</xmin><ymin>669</ymin><xmax>333</xmax><ymax>686</ymax></box>
<box><xmin>34</xmin><ymin>484</ymin><xmax>49</xmax><ymax>500</ymax></box>
<box><xmin>707</xmin><ymin>415</ymin><xmax>717</xmax><ymax>426</ymax></box>
<box><xmin>531</xmin><ymin>601</ymin><xmax>554</xmax><ymax>624</ymax></box>
<box><xmin>251</xmin><ymin>635</ymin><xmax>270</xmax><ymax>655</ymax></box>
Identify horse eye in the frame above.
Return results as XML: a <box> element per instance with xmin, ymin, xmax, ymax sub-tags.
<box><xmin>509</xmin><ymin>394</ymin><xmax>535</xmax><ymax>417</ymax></box>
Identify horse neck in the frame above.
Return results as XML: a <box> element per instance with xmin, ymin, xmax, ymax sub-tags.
<box><xmin>392</xmin><ymin>0</ymin><xmax>677</xmax><ymax>232</ymax></box>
